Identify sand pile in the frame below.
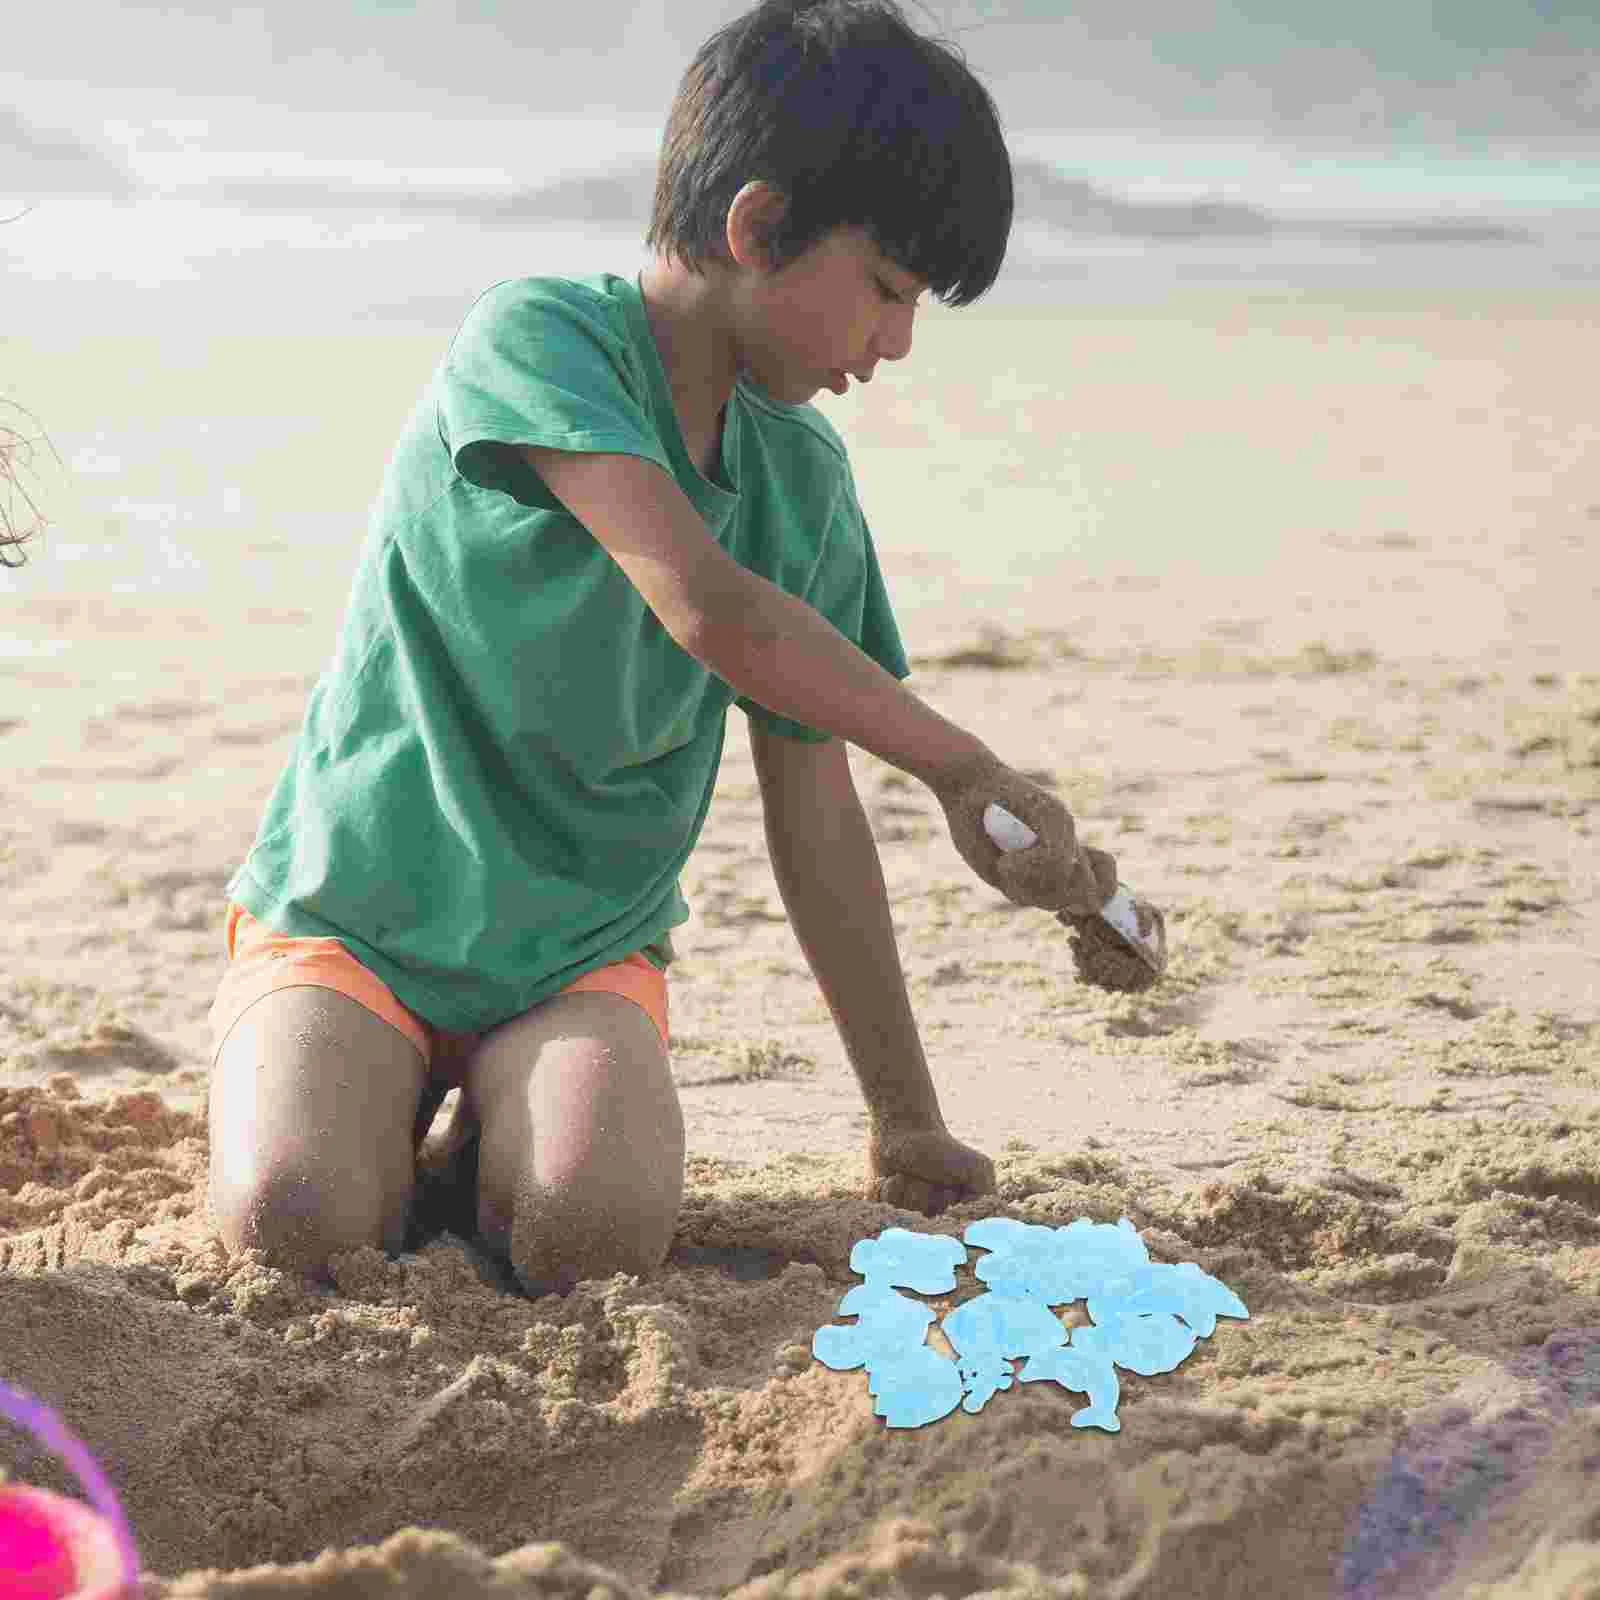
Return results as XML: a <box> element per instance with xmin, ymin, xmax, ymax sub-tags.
<box><xmin>4</xmin><ymin>1073</ymin><xmax>1600</xmax><ymax>1599</ymax></box>
<box><xmin>3</xmin><ymin>636</ymin><xmax>1598</xmax><ymax>1598</ymax></box>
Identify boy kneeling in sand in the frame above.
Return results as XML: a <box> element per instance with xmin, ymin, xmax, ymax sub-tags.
<box><xmin>206</xmin><ymin>0</ymin><xmax>1117</xmax><ymax>1299</ymax></box>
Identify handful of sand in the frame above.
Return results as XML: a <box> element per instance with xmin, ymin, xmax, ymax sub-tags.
<box><xmin>983</xmin><ymin>804</ymin><xmax>1168</xmax><ymax>994</ymax></box>
<box><xmin>1055</xmin><ymin>900</ymin><xmax>1167</xmax><ymax>994</ymax></box>
<box><xmin>927</xmin><ymin>755</ymin><xmax>1165</xmax><ymax>994</ymax></box>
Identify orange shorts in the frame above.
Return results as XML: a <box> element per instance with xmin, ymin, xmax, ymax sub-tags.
<box><xmin>207</xmin><ymin>902</ymin><xmax>669</xmax><ymax>1090</ymax></box>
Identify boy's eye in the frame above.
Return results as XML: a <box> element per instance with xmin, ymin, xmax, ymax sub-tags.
<box><xmin>877</xmin><ymin>278</ymin><xmax>905</xmax><ymax>305</ymax></box>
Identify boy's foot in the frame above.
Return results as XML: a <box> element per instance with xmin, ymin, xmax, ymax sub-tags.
<box><xmin>403</xmin><ymin>1084</ymin><xmax>530</xmax><ymax>1294</ymax></box>
<box><xmin>406</xmin><ymin>1089</ymin><xmax>482</xmax><ymax>1250</ymax></box>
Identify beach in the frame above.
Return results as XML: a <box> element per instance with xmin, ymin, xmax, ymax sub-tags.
<box><xmin>3</xmin><ymin>283</ymin><xmax>1599</xmax><ymax>1598</ymax></box>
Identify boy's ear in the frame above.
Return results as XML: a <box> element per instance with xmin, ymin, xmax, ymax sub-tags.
<box><xmin>726</xmin><ymin>180</ymin><xmax>789</xmax><ymax>272</ymax></box>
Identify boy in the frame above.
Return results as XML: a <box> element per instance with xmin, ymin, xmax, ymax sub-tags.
<box><xmin>206</xmin><ymin>0</ymin><xmax>1117</xmax><ymax>1299</ymax></box>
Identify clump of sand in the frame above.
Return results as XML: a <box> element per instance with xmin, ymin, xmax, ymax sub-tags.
<box><xmin>1061</xmin><ymin>902</ymin><xmax>1166</xmax><ymax>994</ymax></box>
<box><xmin>6</xmin><ymin>1059</ymin><xmax>1600</xmax><ymax>1599</ymax></box>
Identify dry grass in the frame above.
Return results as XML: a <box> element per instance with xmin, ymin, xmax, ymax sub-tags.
<box><xmin>1</xmin><ymin>205</ymin><xmax>61</xmax><ymax>569</ymax></box>
<box><xmin>0</xmin><ymin>396</ymin><xmax>58</xmax><ymax>569</ymax></box>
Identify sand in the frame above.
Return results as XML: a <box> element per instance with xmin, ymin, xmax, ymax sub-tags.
<box><xmin>3</xmin><ymin>286</ymin><xmax>1599</xmax><ymax>1599</ymax></box>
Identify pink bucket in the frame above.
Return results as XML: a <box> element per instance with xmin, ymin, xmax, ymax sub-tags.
<box><xmin>0</xmin><ymin>1382</ymin><xmax>141</xmax><ymax>1599</ymax></box>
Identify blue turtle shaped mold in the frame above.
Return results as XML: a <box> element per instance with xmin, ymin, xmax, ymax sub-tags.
<box><xmin>812</xmin><ymin>1216</ymin><xmax>1249</xmax><ymax>1432</ymax></box>
<box><xmin>811</xmin><ymin>1228</ymin><xmax>973</xmax><ymax>1428</ymax></box>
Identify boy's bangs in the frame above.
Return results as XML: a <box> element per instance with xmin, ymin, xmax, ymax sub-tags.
<box><xmin>762</xmin><ymin>24</ymin><xmax>1012</xmax><ymax>307</ymax></box>
<box><xmin>648</xmin><ymin>0</ymin><xmax>1013</xmax><ymax>308</ymax></box>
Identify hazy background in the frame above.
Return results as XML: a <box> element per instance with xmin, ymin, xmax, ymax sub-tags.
<box><xmin>2</xmin><ymin>0</ymin><xmax>1597</xmax><ymax>616</ymax></box>
<box><xmin>5</xmin><ymin>0</ymin><xmax>1598</xmax><ymax>335</ymax></box>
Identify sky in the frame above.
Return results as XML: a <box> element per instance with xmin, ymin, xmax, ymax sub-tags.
<box><xmin>1</xmin><ymin>0</ymin><xmax>1595</xmax><ymax>338</ymax></box>
<box><xmin>7</xmin><ymin>0</ymin><xmax>1599</xmax><ymax>177</ymax></box>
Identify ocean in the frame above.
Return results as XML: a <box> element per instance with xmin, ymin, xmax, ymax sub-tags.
<box><xmin>2</xmin><ymin>109</ymin><xmax>1596</xmax><ymax>629</ymax></box>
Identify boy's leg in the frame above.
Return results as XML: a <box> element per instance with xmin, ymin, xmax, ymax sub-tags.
<box><xmin>464</xmin><ymin>988</ymin><xmax>684</xmax><ymax>1298</ymax></box>
<box><xmin>208</xmin><ymin>985</ymin><xmax>428</xmax><ymax>1283</ymax></box>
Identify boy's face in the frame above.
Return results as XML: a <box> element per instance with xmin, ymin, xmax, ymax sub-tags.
<box><xmin>728</xmin><ymin>189</ymin><xmax>927</xmax><ymax>406</ymax></box>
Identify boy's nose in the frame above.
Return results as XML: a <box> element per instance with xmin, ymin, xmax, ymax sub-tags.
<box><xmin>874</xmin><ymin>317</ymin><xmax>916</xmax><ymax>366</ymax></box>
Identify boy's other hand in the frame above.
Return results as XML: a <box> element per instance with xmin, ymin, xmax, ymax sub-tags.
<box><xmin>866</xmin><ymin>1121</ymin><xmax>997</xmax><ymax>1216</ymax></box>
<box><xmin>929</xmin><ymin>752</ymin><xmax>1116</xmax><ymax>915</ymax></box>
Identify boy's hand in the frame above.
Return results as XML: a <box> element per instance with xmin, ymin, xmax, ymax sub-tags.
<box><xmin>929</xmin><ymin>752</ymin><xmax>1117</xmax><ymax>915</ymax></box>
<box><xmin>867</xmin><ymin>1121</ymin><xmax>997</xmax><ymax>1215</ymax></box>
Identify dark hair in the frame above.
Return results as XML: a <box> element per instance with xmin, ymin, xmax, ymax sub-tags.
<box><xmin>646</xmin><ymin>0</ymin><xmax>1013</xmax><ymax>308</ymax></box>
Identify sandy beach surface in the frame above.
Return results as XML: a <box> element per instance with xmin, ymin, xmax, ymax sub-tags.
<box><xmin>3</xmin><ymin>285</ymin><xmax>1598</xmax><ymax>1598</ymax></box>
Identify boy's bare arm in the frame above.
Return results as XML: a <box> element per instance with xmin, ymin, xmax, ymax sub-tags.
<box><xmin>715</xmin><ymin>584</ymin><xmax>1115</xmax><ymax>912</ymax></box>
<box><xmin>520</xmin><ymin>447</ymin><xmax>751</xmax><ymax>647</ymax></box>
<box><xmin>699</xmin><ymin>572</ymin><xmax>991</xmax><ymax>790</ymax></box>
<box><xmin>518</xmin><ymin>445</ymin><xmax>1107</xmax><ymax>911</ymax></box>
<box><xmin>519</xmin><ymin>446</ymin><xmax>993</xmax><ymax>789</ymax></box>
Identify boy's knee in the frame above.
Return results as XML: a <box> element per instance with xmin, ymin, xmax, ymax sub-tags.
<box><xmin>488</xmin><ymin>1187</ymin><xmax>675</xmax><ymax>1298</ymax></box>
<box><xmin>213</xmin><ymin>1165</ymin><xmax>403</xmax><ymax>1280</ymax></box>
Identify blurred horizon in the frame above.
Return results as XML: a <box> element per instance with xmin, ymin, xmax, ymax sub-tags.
<box><xmin>2</xmin><ymin>0</ymin><xmax>1597</xmax><ymax>627</ymax></box>
<box><xmin>2</xmin><ymin>0</ymin><xmax>1597</xmax><ymax>336</ymax></box>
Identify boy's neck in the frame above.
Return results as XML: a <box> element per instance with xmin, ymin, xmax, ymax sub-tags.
<box><xmin>638</xmin><ymin>257</ymin><xmax>739</xmax><ymax>444</ymax></box>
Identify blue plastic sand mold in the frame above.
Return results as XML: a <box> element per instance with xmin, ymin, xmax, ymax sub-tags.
<box><xmin>811</xmin><ymin>1216</ymin><xmax>1249</xmax><ymax>1431</ymax></box>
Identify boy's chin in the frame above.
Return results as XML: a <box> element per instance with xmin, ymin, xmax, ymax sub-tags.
<box><xmin>742</xmin><ymin>364</ymin><xmax>826</xmax><ymax>406</ymax></box>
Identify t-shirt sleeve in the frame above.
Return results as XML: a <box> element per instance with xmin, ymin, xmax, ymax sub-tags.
<box><xmin>736</xmin><ymin>477</ymin><xmax>913</xmax><ymax>745</ymax></box>
<box><xmin>436</xmin><ymin>277</ymin><xmax>675</xmax><ymax>508</ymax></box>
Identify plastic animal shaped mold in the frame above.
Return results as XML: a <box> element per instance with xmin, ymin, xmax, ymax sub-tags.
<box><xmin>811</xmin><ymin>1217</ymin><xmax>1248</xmax><ymax>1431</ymax></box>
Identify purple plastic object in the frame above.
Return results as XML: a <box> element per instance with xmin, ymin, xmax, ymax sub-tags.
<box><xmin>0</xmin><ymin>1380</ymin><xmax>141</xmax><ymax>1596</ymax></box>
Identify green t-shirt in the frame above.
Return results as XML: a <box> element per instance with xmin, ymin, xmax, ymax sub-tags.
<box><xmin>226</xmin><ymin>270</ymin><xmax>912</xmax><ymax>1034</ymax></box>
